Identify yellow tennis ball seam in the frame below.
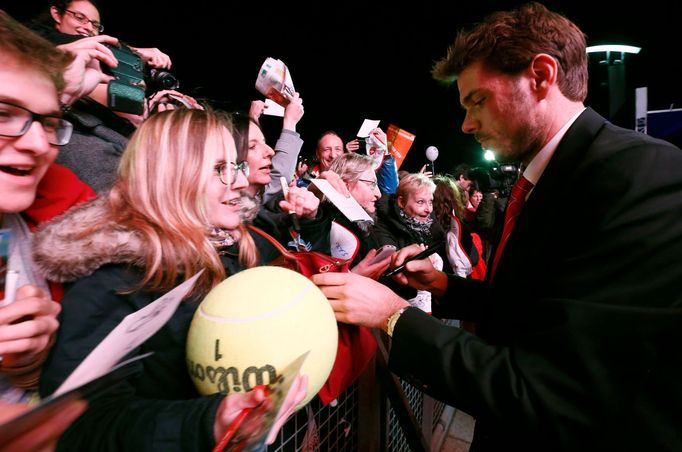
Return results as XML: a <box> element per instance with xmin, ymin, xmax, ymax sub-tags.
<box><xmin>186</xmin><ymin>267</ymin><xmax>338</xmax><ymax>407</ymax></box>
<box><xmin>198</xmin><ymin>284</ymin><xmax>314</xmax><ymax>323</ymax></box>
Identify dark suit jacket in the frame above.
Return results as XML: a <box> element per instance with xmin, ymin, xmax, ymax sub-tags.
<box><xmin>389</xmin><ymin>108</ymin><xmax>682</xmax><ymax>451</ymax></box>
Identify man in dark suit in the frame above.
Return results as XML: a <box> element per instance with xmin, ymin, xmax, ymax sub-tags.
<box><xmin>312</xmin><ymin>3</ymin><xmax>682</xmax><ymax>451</ymax></box>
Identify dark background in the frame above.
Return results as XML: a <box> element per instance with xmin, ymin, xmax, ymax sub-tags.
<box><xmin>4</xmin><ymin>0</ymin><xmax>681</xmax><ymax>173</ymax></box>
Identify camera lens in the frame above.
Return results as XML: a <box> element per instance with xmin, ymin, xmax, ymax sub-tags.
<box><xmin>145</xmin><ymin>68</ymin><xmax>180</xmax><ymax>92</ymax></box>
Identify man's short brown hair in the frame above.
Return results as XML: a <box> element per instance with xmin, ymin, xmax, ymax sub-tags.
<box><xmin>0</xmin><ymin>9</ymin><xmax>74</xmax><ymax>94</ymax></box>
<box><xmin>432</xmin><ymin>2</ymin><xmax>588</xmax><ymax>102</ymax></box>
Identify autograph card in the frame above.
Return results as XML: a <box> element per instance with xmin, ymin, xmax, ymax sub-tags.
<box><xmin>217</xmin><ymin>351</ymin><xmax>309</xmax><ymax>451</ymax></box>
<box><xmin>55</xmin><ymin>270</ymin><xmax>204</xmax><ymax>396</ymax></box>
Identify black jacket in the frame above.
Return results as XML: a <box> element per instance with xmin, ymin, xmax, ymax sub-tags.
<box><xmin>34</xmin><ymin>198</ymin><xmax>280</xmax><ymax>451</ymax></box>
<box><xmin>388</xmin><ymin>109</ymin><xmax>682</xmax><ymax>451</ymax></box>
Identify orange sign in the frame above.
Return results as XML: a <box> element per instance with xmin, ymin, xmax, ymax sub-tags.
<box><xmin>386</xmin><ymin>124</ymin><xmax>415</xmax><ymax>169</ymax></box>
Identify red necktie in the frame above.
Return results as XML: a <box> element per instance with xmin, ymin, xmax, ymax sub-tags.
<box><xmin>490</xmin><ymin>175</ymin><xmax>534</xmax><ymax>280</ymax></box>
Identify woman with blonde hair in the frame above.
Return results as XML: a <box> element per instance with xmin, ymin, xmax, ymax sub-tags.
<box><xmin>374</xmin><ymin>173</ymin><xmax>446</xmax><ymax>311</ymax></box>
<box><xmin>325</xmin><ymin>152</ymin><xmax>388</xmax><ymax>276</ymax></box>
<box><xmin>33</xmin><ymin>108</ymin><xmax>305</xmax><ymax>451</ymax></box>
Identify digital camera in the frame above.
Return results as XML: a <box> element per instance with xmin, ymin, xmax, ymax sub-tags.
<box><xmin>102</xmin><ymin>43</ymin><xmax>180</xmax><ymax>114</ymax></box>
<box><xmin>469</xmin><ymin>163</ymin><xmax>519</xmax><ymax>197</ymax></box>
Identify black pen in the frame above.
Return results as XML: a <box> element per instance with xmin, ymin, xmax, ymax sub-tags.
<box><xmin>383</xmin><ymin>239</ymin><xmax>445</xmax><ymax>277</ymax></box>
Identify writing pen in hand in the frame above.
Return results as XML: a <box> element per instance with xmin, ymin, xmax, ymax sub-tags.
<box><xmin>213</xmin><ymin>385</ymin><xmax>270</xmax><ymax>452</ymax></box>
<box><xmin>280</xmin><ymin>176</ymin><xmax>301</xmax><ymax>232</ymax></box>
<box><xmin>383</xmin><ymin>239</ymin><xmax>445</xmax><ymax>278</ymax></box>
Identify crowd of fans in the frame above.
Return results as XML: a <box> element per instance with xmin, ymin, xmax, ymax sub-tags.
<box><xmin>3</xmin><ymin>2</ymin><xmax>681</xmax><ymax>451</ymax></box>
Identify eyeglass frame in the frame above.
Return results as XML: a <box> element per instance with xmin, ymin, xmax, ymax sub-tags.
<box><xmin>357</xmin><ymin>178</ymin><xmax>379</xmax><ymax>190</ymax></box>
<box><xmin>61</xmin><ymin>8</ymin><xmax>104</xmax><ymax>33</ymax></box>
<box><xmin>216</xmin><ymin>161</ymin><xmax>250</xmax><ymax>185</ymax></box>
<box><xmin>0</xmin><ymin>101</ymin><xmax>73</xmax><ymax>146</ymax></box>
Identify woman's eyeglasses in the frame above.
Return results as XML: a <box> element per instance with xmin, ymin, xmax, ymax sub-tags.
<box><xmin>0</xmin><ymin>101</ymin><xmax>73</xmax><ymax>146</ymax></box>
<box><xmin>216</xmin><ymin>161</ymin><xmax>250</xmax><ymax>185</ymax></box>
<box><xmin>62</xmin><ymin>9</ymin><xmax>104</xmax><ymax>33</ymax></box>
<box><xmin>357</xmin><ymin>179</ymin><xmax>378</xmax><ymax>190</ymax></box>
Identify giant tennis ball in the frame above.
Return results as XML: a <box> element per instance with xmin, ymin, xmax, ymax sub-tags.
<box><xmin>186</xmin><ymin>266</ymin><xmax>337</xmax><ymax>407</ymax></box>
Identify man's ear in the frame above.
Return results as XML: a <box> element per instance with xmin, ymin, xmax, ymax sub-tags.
<box><xmin>528</xmin><ymin>53</ymin><xmax>558</xmax><ymax>98</ymax></box>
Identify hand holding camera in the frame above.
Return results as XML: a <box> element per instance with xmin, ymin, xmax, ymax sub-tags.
<box><xmin>129</xmin><ymin>46</ymin><xmax>172</xmax><ymax>69</ymax></box>
<box><xmin>101</xmin><ymin>42</ymin><xmax>180</xmax><ymax>114</ymax></box>
<box><xmin>57</xmin><ymin>35</ymin><xmax>120</xmax><ymax>106</ymax></box>
<box><xmin>147</xmin><ymin>90</ymin><xmax>203</xmax><ymax>115</ymax></box>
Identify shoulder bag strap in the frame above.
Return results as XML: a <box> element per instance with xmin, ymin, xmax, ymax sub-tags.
<box><xmin>246</xmin><ymin>224</ymin><xmax>296</xmax><ymax>259</ymax></box>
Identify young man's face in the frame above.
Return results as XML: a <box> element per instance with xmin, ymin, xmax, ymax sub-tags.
<box><xmin>0</xmin><ymin>58</ymin><xmax>60</xmax><ymax>214</ymax></box>
<box><xmin>457</xmin><ymin>60</ymin><xmax>540</xmax><ymax>165</ymax></box>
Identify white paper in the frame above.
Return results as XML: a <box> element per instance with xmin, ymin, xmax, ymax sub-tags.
<box><xmin>54</xmin><ymin>270</ymin><xmax>204</xmax><ymax>396</ymax></box>
<box><xmin>310</xmin><ymin>179</ymin><xmax>373</xmax><ymax>223</ymax></box>
<box><xmin>357</xmin><ymin>119</ymin><xmax>381</xmax><ymax>138</ymax></box>
<box><xmin>330</xmin><ymin>221</ymin><xmax>360</xmax><ymax>260</ymax></box>
<box><xmin>263</xmin><ymin>99</ymin><xmax>285</xmax><ymax>117</ymax></box>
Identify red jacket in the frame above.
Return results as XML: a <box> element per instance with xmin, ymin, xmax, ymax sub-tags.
<box><xmin>24</xmin><ymin>163</ymin><xmax>96</xmax><ymax>301</ymax></box>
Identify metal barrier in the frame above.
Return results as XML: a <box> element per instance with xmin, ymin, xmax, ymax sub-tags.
<box><xmin>266</xmin><ymin>330</ymin><xmax>451</xmax><ymax>451</ymax></box>
<box><xmin>267</xmin><ymin>381</ymin><xmax>360</xmax><ymax>451</ymax></box>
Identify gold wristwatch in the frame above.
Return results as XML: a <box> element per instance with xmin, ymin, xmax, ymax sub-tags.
<box><xmin>385</xmin><ymin>307</ymin><xmax>407</xmax><ymax>337</ymax></box>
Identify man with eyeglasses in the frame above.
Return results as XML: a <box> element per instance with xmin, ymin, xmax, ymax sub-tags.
<box><xmin>0</xmin><ymin>10</ymin><xmax>104</xmax><ymax>445</ymax></box>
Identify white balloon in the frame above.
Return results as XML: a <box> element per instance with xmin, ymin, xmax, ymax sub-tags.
<box><xmin>425</xmin><ymin>146</ymin><xmax>439</xmax><ymax>161</ymax></box>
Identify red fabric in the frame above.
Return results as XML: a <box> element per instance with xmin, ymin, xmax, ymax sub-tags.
<box><xmin>490</xmin><ymin>175</ymin><xmax>534</xmax><ymax>279</ymax></box>
<box><xmin>23</xmin><ymin>163</ymin><xmax>96</xmax><ymax>301</ymax></box>
<box><xmin>247</xmin><ymin>225</ymin><xmax>376</xmax><ymax>404</ymax></box>
<box><xmin>470</xmin><ymin>232</ymin><xmax>487</xmax><ymax>281</ymax></box>
<box><xmin>24</xmin><ymin>163</ymin><xmax>96</xmax><ymax>229</ymax></box>
<box><xmin>317</xmin><ymin>324</ymin><xmax>377</xmax><ymax>405</ymax></box>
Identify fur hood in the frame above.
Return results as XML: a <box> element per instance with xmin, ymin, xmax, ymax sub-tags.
<box><xmin>32</xmin><ymin>196</ymin><xmax>145</xmax><ymax>282</ymax></box>
<box><xmin>239</xmin><ymin>191</ymin><xmax>260</xmax><ymax>224</ymax></box>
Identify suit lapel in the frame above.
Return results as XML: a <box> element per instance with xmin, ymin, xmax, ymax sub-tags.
<box><xmin>492</xmin><ymin>108</ymin><xmax>608</xmax><ymax>286</ymax></box>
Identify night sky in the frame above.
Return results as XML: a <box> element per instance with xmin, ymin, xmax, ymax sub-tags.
<box><xmin>4</xmin><ymin>0</ymin><xmax>681</xmax><ymax>173</ymax></box>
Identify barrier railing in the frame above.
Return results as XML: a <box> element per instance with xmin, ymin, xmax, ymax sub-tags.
<box><xmin>267</xmin><ymin>328</ymin><xmax>451</xmax><ymax>451</ymax></box>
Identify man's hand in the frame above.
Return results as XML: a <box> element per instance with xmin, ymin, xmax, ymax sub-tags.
<box><xmin>311</xmin><ymin>272</ymin><xmax>409</xmax><ymax>328</ymax></box>
<box><xmin>390</xmin><ymin>244</ymin><xmax>449</xmax><ymax>297</ymax></box>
